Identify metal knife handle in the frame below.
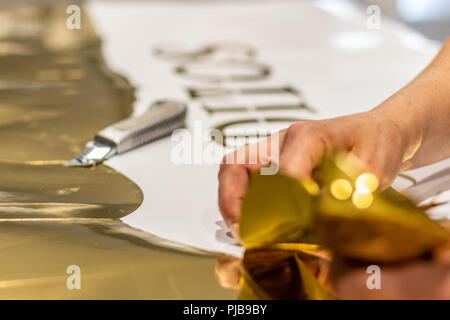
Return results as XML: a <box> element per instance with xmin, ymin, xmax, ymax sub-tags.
<box><xmin>95</xmin><ymin>100</ymin><xmax>187</xmax><ymax>154</ymax></box>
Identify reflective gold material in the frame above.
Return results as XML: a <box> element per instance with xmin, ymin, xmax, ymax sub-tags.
<box><xmin>0</xmin><ymin>3</ymin><xmax>133</xmax><ymax>163</ymax></box>
<box><xmin>239</xmin><ymin>246</ymin><xmax>333</xmax><ymax>300</ymax></box>
<box><xmin>239</xmin><ymin>173</ymin><xmax>315</xmax><ymax>248</ymax></box>
<box><xmin>315</xmin><ymin>157</ymin><xmax>449</xmax><ymax>263</ymax></box>
<box><xmin>236</xmin><ymin>156</ymin><xmax>449</xmax><ymax>299</ymax></box>
<box><xmin>0</xmin><ymin>220</ymin><xmax>235</xmax><ymax>299</ymax></box>
<box><xmin>0</xmin><ymin>2</ymin><xmax>140</xmax><ymax>216</ymax></box>
<box><xmin>237</xmin><ymin>173</ymin><xmax>332</xmax><ymax>299</ymax></box>
<box><xmin>0</xmin><ymin>3</ymin><xmax>236</xmax><ymax>299</ymax></box>
<box><xmin>355</xmin><ymin>173</ymin><xmax>379</xmax><ymax>193</ymax></box>
<box><xmin>215</xmin><ymin>255</ymin><xmax>241</xmax><ymax>290</ymax></box>
<box><xmin>0</xmin><ymin>162</ymin><xmax>143</xmax><ymax>219</ymax></box>
<box><xmin>0</xmin><ymin>52</ymin><xmax>133</xmax><ymax>163</ymax></box>
<box><xmin>330</xmin><ymin>178</ymin><xmax>353</xmax><ymax>200</ymax></box>
<box><xmin>351</xmin><ymin>190</ymin><xmax>374</xmax><ymax>209</ymax></box>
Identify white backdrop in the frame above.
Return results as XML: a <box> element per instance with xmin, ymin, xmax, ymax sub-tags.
<box><xmin>86</xmin><ymin>0</ymin><xmax>450</xmax><ymax>256</ymax></box>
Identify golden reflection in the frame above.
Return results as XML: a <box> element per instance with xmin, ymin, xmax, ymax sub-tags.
<box><xmin>0</xmin><ymin>162</ymin><xmax>143</xmax><ymax>219</ymax></box>
<box><xmin>0</xmin><ymin>4</ymin><xmax>133</xmax><ymax>163</ymax></box>
<box><xmin>355</xmin><ymin>173</ymin><xmax>378</xmax><ymax>193</ymax></box>
<box><xmin>24</xmin><ymin>160</ymin><xmax>66</xmax><ymax>165</ymax></box>
<box><xmin>239</xmin><ymin>173</ymin><xmax>314</xmax><ymax>248</ymax></box>
<box><xmin>240</xmin><ymin>157</ymin><xmax>449</xmax><ymax>275</ymax></box>
<box><xmin>330</xmin><ymin>178</ymin><xmax>353</xmax><ymax>200</ymax></box>
<box><xmin>316</xmin><ymin>158</ymin><xmax>449</xmax><ymax>263</ymax></box>
<box><xmin>0</xmin><ymin>2</ymin><xmax>142</xmax><ymax>218</ymax></box>
<box><xmin>351</xmin><ymin>190</ymin><xmax>374</xmax><ymax>209</ymax></box>
<box><xmin>0</xmin><ymin>220</ymin><xmax>236</xmax><ymax>299</ymax></box>
<box><xmin>0</xmin><ymin>3</ymin><xmax>236</xmax><ymax>299</ymax></box>
<box><xmin>303</xmin><ymin>178</ymin><xmax>320</xmax><ymax>196</ymax></box>
<box><xmin>215</xmin><ymin>255</ymin><xmax>241</xmax><ymax>290</ymax></box>
<box><xmin>239</xmin><ymin>247</ymin><xmax>334</xmax><ymax>300</ymax></box>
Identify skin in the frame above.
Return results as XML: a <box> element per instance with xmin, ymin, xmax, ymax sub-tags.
<box><xmin>218</xmin><ymin>37</ymin><xmax>450</xmax><ymax>228</ymax></box>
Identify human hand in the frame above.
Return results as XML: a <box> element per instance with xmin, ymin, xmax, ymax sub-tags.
<box><xmin>219</xmin><ymin>38</ymin><xmax>450</xmax><ymax>229</ymax></box>
<box><xmin>218</xmin><ymin>109</ymin><xmax>413</xmax><ymax>228</ymax></box>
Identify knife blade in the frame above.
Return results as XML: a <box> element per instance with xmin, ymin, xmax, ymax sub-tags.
<box><xmin>64</xmin><ymin>100</ymin><xmax>187</xmax><ymax>167</ymax></box>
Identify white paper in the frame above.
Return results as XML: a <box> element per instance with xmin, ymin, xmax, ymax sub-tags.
<box><xmin>87</xmin><ymin>1</ymin><xmax>449</xmax><ymax>257</ymax></box>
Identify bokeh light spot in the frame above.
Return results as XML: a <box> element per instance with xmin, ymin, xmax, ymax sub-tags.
<box><xmin>330</xmin><ymin>178</ymin><xmax>353</xmax><ymax>200</ymax></box>
<box><xmin>356</xmin><ymin>173</ymin><xmax>378</xmax><ymax>193</ymax></box>
<box><xmin>352</xmin><ymin>190</ymin><xmax>374</xmax><ymax>209</ymax></box>
<box><xmin>304</xmin><ymin>179</ymin><xmax>320</xmax><ymax>196</ymax></box>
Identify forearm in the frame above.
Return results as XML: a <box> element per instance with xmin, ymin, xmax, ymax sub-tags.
<box><xmin>373</xmin><ymin>38</ymin><xmax>450</xmax><ymax>170</ymax></box>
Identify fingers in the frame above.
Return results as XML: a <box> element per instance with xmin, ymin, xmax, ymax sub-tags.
<box><xmin>218</xmin><ymin>112</ymin><xmax>407</xmax><ymax>226</ymax></box>
<box><xmin>278</xmin><ymin>121</ymin><xmax>351</xmax><ymax>179</ymax></box>
<box><xmin>222</xmin><ymin>132</ymin><xmax>286</xmax><ymax>169</ymax></box>
<box><xmin>218</xmin><ymin>162</ymin><xmax>250</xmax><ymax>227</ymax></box>
<box><xmin>280</xmin><ymin>113</ymin><xmax>404</xmax><ymax>190</ymax></box>
<box><xmin>279</xmin><ymin>123</ymin><xmax>326</xmax><ymax>178</ymax></box>
<box><xmin>218</xmin><ymin>120</ymin><xmax>351</xmax><ymax>225</ymax></box>
<box><xmin>350</xmin><ymin>125</ymin><xmax>404</xmax><ymax>190</ymax></box>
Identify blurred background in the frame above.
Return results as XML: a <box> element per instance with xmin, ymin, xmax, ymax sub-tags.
<box><xmin>2</xmin><ymin>0</ymin><xmax>449</xmax><ymax>42</ymax></box>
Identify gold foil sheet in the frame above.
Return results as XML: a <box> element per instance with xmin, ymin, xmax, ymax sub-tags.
<box><xmin>0</xmin><ymin>3</ymin><xmax>235</xmax><ymax>299</ymax></box>
<box><xmin>234</xmin><ymin>156</ymin><xmax>449</xmax><ymax>299</ymax></box>
<box><xmin>0</xmin><ymin>162</ymin><xmax>143</xmax><ymax>219</ymax></box>
<box><xmin>0</xmin><ymin>2</ymin><xmax>140</xmax><ymax>218</ymax></box>
<box><xmin>0</xmin><ymin>220</ymin><xmax>234</xmax><ymax>299</ymax></box>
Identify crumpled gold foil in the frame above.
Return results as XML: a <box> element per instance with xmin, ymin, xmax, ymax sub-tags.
<box><xmin>239</xmin><ymin>174</ymin><xmax>316</xmax><ymax>248</ymax></box>
<box><xmin>237</xmin><ymin>173</ymin><xmax>334</xmax><ymax>299</ymax></box>
<box><xmin>239</xmin><ymin>244</ymin><xmax>334</xmax><ymax>300</ymax></box>
<box><xmin>236</xmin><ymin>156</ymin><xmax>449</xmax><ymax>299</ymax></box>
<box><xmin>314</xmin><ymin>157</ymin><xmax>449</xmax><ymax>263</ymax></box>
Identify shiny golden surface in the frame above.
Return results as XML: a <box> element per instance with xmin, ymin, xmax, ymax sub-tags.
<box><xmin>0</xmin><ymin>3</ymin><xmax>236</xmax><ymax>299</ymax></box>
<box><xmin>0</xmin><ymin>3</ymin><xmax>141</xmax><ymax>220</ymax></box>
<box><xmin>0</xmin><ymin>220</ymin><xmax>235</xmax><ymax>299</ymax></box>
<box><xmin>0</xmin><ymin>162</ymin><xmax>143</xmax><ymax>219</ymax></box>
<box><xmin>330</xmin><ymin>178</ymin><xmax>353</xmax><ymax>200</ymax></box>
<box><xmin>236</xmin><ymin>157</ymin><xmax>449</xmax><ymax>298</ymax></box>
<box><xmin>239</xmin><ymin>246</ymin><xmax>333</xmax><ymax>300</ymax></box>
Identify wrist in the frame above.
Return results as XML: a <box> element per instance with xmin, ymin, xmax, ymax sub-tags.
<box><xmin>371</xmin><ymin>98</ymin><xmax>426</xmax><ymax>169</ymax></box>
